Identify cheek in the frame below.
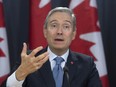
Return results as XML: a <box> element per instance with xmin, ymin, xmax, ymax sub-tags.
<box><xmin>66</xmin><ymin>33</ymin><xmax>75</xmax><ymax>39</ymax></box>
<box><xmin>65</xmin><ymin>33</ymin><xmax>76</xmax><ymax>44</ymax></box>
<box><xmin>45</xmin><ymin>31</ymin><xmax>55</xmax><ymax>40</ymax></box>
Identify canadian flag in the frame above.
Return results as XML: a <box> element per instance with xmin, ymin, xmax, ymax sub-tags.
<box><xmin>29</xmin><ymin>0</ymin><xmax>51</xmax><ymax>49</ymax></box>
<box><xmin>0</xmin><ymin>0</ymin><xmax>10</xmax><ymax>85</ymax></box>
<box><xmin>69</xmin><ymin>0</ymin><xmax>109</xmax><ymax>87</ymax></box>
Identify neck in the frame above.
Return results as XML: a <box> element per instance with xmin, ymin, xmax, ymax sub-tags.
<box><xmin>49</xmin><ymin>47</ymin><xmax>68</xmax><ymax>56</ymax></box>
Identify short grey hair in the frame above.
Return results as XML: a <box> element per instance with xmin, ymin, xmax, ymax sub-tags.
<box><xmin>44</xmin><ymin>7</ymin><xmax>76</xmax><ymax>31</ymax></box>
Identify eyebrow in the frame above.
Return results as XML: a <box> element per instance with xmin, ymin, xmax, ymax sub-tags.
<box><xmin>64</xmin><ymin>20</ymin><xmax>72</xmax><ymax>24</ymax></box>
<box><xmin>49</xmin><ymin>20</ymin><xmax>72</xmax><ymax>24</ymax></box>
<box><xmin>49</xmin><ymin>20</ymin><xmax>57</xmax><ymax>24</ymax></box>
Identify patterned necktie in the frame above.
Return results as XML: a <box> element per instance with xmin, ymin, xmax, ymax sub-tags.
<box><xmin>53</xmin><ymin>57</ymin><xmax>64</xmax><ymax>87</ymax></box>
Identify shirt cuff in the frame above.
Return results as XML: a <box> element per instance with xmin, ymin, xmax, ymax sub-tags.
<box><xmin>6</xmin><ymin>71</ymin><xmax>24</xmax><ymax>87</ymax></box>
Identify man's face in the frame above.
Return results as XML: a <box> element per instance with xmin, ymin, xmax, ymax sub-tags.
<box><xmin>44</xmin><ymin>12</ymin><xmax>76</xmax><ymax>51</ymax></box>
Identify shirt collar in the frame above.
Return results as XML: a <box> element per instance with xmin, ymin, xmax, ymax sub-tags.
<box><xmin>47</xmin><ymin>47</ymin><xmax>69</xmax><ymax>63</ymax></box>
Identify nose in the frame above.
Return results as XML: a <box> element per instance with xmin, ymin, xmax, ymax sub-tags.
<box><xmin>57</xmin><ymin>27</ymin><xmax>63</xmax><ymax>35</ymax></box>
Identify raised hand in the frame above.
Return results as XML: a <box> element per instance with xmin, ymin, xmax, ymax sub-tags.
<box><xmin>15</xmin><ymin>43</ymin><xmax>49</xmax><ymax>81</ymax></box>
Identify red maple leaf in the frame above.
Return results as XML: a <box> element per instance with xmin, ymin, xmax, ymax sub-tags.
<box><xmin>29</xmin><ymin>0</ymin><xmax>51</xmax><ymax>49</ymax></box>
<box><xmin>70</xmin><ymin>1</ymin><xmax>99</xmax><ymax>61</ymax></box>
<box><xmin>0</xmin><ymin>37</ymin><xmax>5</xmax><ymax>57</ymax></box>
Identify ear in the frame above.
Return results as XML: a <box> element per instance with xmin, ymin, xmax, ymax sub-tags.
<box><xmin>43</xmin><ymin>28</ymin><xmax>47</xmax><ymax>38</ymax></box>
<box><xmin>72</xmin><ymin>30</ymin><xmax>76</xmax><ymax>40</ymax></box>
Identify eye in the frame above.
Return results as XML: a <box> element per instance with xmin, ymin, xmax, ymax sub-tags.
<box><xmin>63</xmin><ymin>24</ymin><xmax>71</xmax><ymax>30</ymax></box>
<box><xmin>50</xmin><ymin>23</ymin><xmax>58</xmax><ymax>29</ymax></box>
<box><xmin>52</xmin><ymin>24</ymin><xmax>57</xmax><ymax>27</ymax></box>
<box><xmin>64</xmin><ymin>25</ymin><xmax>70</xmax><ymax>29</ymax></box>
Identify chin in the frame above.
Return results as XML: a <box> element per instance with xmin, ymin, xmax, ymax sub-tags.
<box><xmin>53</xmin><ymin>46</ymin><xmax>67</xmax><ymax>50</ymax></box>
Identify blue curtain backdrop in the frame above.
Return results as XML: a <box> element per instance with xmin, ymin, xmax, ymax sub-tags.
<box><xmin>2</xmin><ymin>0</ymin><xmax>116</xmax><ymax>87</ymax></box>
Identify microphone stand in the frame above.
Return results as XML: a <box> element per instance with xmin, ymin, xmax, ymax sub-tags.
<box><xmin>63</xmin><ymin>66</ymin><xmax>70</xmax><ymax>87</ymax></box>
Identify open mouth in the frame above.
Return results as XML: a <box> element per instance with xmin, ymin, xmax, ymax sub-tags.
<box><xmin>54</xmin><ymin>39</ymin><xmax>64</xmax><ymax>41</ymax></box>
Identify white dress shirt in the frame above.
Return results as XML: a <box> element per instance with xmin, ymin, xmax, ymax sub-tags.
<box><xmin>6</xmin><ymin>47</ymin><xmax>69</xmax><ymax>87</ymax></box>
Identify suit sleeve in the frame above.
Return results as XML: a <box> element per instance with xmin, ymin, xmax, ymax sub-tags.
<box><xmin>87</xmin><ymin>57</ymin><xmax>102</xmax><ymax>87</ymax></box>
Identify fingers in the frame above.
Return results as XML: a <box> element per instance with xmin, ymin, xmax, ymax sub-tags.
<box><xmin>21</xmin><ymin>42</ymin><xmax>44</xmax><ymax>58</ymax></box>
<box><xmin>21</xmin><ymin>43</ymin><xmax>27</xmax><ymax>57</ymax></box>
<box><xmin>29</xmin><ymin>46</ymin><xmax>43</xmax><ymax>57</ymax></box>
<box><xmin>31</xmin><ymin>51</ymin><xmax>49</xmax><ymax>70</ymax></box>
<box><xmin>35</xmin><ymin>52</ymin><xmax>49</xmax><ymax>62</ymax></box>
<box><xmin>21</xmin><ymin>42</ymin><xmax>49</xmax><ymax>65</ymax></box>
<box><xmin>35</xmin><ymin>54</ymin><xmax>49</xmax><ymax>69</ymax></box>
<box><xmin>39</xmin><ymin>54</ymin><xmax>49</xmax><ymax>64</ymax></box>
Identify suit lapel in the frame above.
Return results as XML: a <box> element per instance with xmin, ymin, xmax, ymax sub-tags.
<box><xmin>63</xmin><ymin>51</ymin><xmax>78</xmax><ymax>87</ymax></box>
<box><xmin>67</xmin><ymin>51</ymin><xmax>78</xmax><ymax>82</ymax></box>
<box><xmin>40</xmin><ymin>60</ymin><xmax>55</xmax><ymax>87</ymax></box>
<box><xmin>36</xmin><ymin>47</ymin><xmax>55</xmax><ymax>87</ymax></box>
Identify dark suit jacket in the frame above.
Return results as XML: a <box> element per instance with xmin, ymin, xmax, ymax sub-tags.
<box><xmin>1</xmin><ymin>48</ymin><xmax>102</xmax><ymax>87</ymax></box>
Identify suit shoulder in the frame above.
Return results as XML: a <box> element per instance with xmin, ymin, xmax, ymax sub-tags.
<box><xmin>71</xmin><ymin>51</ymin><xmax>94</xmax><ymax>63</ymax></box>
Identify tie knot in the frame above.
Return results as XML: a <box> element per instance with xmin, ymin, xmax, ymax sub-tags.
<box><xmin>54</xmin><ymin>57</ymin><xmax>64</xmax><ymax>65</ymax></box>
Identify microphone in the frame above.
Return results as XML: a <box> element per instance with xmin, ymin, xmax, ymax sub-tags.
<box><xmin>63</xmin><ymin>66</ymin><xmax>70</xmax><ymax>87</ymax></box>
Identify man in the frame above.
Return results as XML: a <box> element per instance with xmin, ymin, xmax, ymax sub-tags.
<box><xmin>2</xmin><ymin>7</ymin><xmax>102</xmax><ymax>87</ymax></box>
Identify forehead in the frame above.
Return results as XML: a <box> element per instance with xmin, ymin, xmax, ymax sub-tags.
<box><xmin>48</xmin><ymin>12</ymin><xmax>72</xmax><ymax>22</ymax></box>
